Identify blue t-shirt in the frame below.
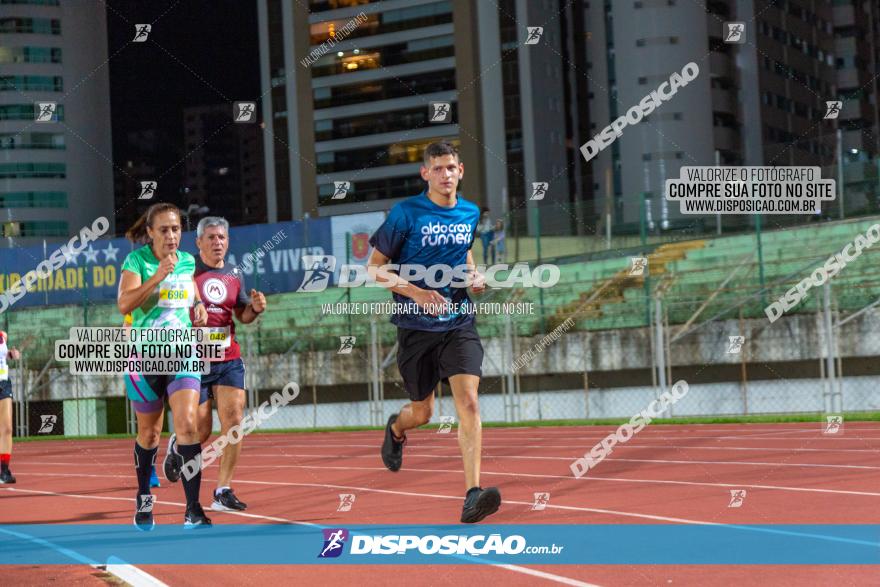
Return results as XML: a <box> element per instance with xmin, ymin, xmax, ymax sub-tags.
<box><xmin>369</xmin><ymin>191</ymin><xmax>481</xmax><ymax>331</ymax></box>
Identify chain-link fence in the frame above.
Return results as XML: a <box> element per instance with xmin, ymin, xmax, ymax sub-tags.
<box><xmin>9</xmin><ymin>301</ymin><xmax>879</xmax><ymax>438</ymax></box>
<box><xmin>7</xmin><ymin>216</ymin><xmax>880</xmax><ymax>436</ymax></box>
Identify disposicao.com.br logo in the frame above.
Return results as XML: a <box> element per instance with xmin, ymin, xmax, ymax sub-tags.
<box><xmin>318</xmin><ymin>529</ymin><xmax>564</xmax><ymax>558</ymax></box>
<box><xmin>298</xmin><ymin>255</ymin><xmax>561</xmax><ymax>291</ymax></box>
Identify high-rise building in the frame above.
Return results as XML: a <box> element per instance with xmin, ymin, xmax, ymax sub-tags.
<box><xmin>585</xmin><ymin>0</ymin><xmax>838</xmax><ymax>228</ymax></box>
<box><xmin>0</xmin><ymin>0</ymin><xmax>114</xmax><ymax>247</ymax></box>
<box><xmin>259</xmin><ymin>0</ymin><xmax>460</xmax><ymax>220</ymax></box>
<box><xmin>494</xmin><ymin>0</ymin><xmax>590</xmax><ymax>235</ymax></box>
<box><xmin>832</xmin><ymin>0</ymin><xmax>880</xmax><ymax>214</ymax></box>
<box><xmin>113</xmin><ymin>128</ymin><xmax>183</xmax><ymax>232</ymax></box>
<box><xmin>182</xmin><ymin>104</ymin><xmax>266</xmax><ymax>227</ymax></box>
<box><xmin>257</xmin><ymin>0</ymin><xmax>590</xmax><ymax>238</ymax></box>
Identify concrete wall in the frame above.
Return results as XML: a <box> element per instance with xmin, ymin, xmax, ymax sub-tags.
<box><xmin>30</xmin><ymin>308</ymin><xmax>880</xmax><ymax>428</ymax></box>
<box><xmin>208</xmin><ymin>374</ymin><xmax>880</xmax><ymax>431</ymax></box>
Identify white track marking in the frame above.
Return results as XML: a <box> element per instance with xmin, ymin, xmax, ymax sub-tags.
<box><xmin>564</xmin><ymin>456</ymin><xmax>880</xmax><ymax>470</ymax></box>
<box><xmin>102</xmin><ymin>558</ymin><xmax>170</xmax><ymax>587</ymax></box>
<box><xmin>10</xmin><ymin>464</ymin><xmax>880</xmax><ymax>506</ymax></box>
<box><xmin>494</xmin><ymin>565</ymin><xmax>602</xmax><ymax>587</ymax></box>
<box><xmin>0</xmin><ymin>487</ymin><xmax>310</xmax><ymax>525</ymax></box>
<box><xmin>230</xmin><ymin>465</ymin><xmax>880</xmax><ymax>497</ymax></box>
<box><xmin>212</xmin><ymin>425</ymin><xmax>880</xmax><ymax>435</ymax></box>
<box><xmin>28</xmin><ymin>442</ymin><xmax>879</xmax><ymax>454</ymax></box>
<box><xmin>231</xmin><ymin>452</ymin><xmax>880</xmax><ymax>471</ymax></box>
<box><xmin>0</xmin><ymin>524</ymin><xmax>168</xmax><ymax>587</ymax></box>
<box><xmin>8</xmin><ymin>473</ymin><xmax>878</xmax><ymax>547</ymax></box>
<box><xmin>21</xmin><ymin>449</ymin><xmax>880</xmax><ymax>474</ymax></box>
<box><xmin>238</xmin><ymin>441</ymin><xmax>880</xmax><ymax>452</ymax></box>
<box><xmin>0</xmin><ymin>525</ymin><xmax>97</xmax><ymax>564</ymax></box>
<box><xmin>23</xmin><ymin>451</ymin><xmax>880</xmax><ymax>471</ymax></box>
<box><xmin>0</xmin><ymin>487</ymin><xmax>599</xmax><ymax>587</ymax></box>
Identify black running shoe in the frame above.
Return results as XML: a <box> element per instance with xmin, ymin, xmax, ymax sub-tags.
<box><xmin>133</xmin><ymin>494</ymin><xmax>155</xmax><ymax>532</ymax></box>
<box><xmin>460</xmin><ymin>486</ymin><xmax>501</xmax><ymax>523</ymax></box>
<box><xmin>381</xmin><ymin>414</ymin><xmax>406</xmax><ymax>472</ymax></box>
<box><xmin>211</xmin><ymin>488</ymin><xmax>247</xmax><ymax>512</ymax></box>
<box><xmin>184</xmin><ymin>502</ymin><xmax>213</xmax><ymax>528</ymax></box>
<box><xmin>163</xmin><ymin>433</ymin><xmax>183</xmax><ymax>483</ymax></box>
<box><xmin>0</xmin><ymin>469</ymin><xmax>16</xmax><ymax>484</ymax></box>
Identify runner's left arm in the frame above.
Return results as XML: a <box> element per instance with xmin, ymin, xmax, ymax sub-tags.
<box><xmin>192</xmin><ymin>280</ymin><xmax>208</xmax><ymax>326</ymax></box>
<box><xmin>237</xmin><ymin>289</ymin><xmax>265</xmax><ymax>324</ymax></box>
<box><xmin>2</xmin><ymin>331</ymin><xmax>20</xmax><ymax>360</ymax></box>
<box><xmin>465</xmin><ymin>250</ymin><xmax>486</xmax><ymax>293</ymax></box>
<box><xmin>234</xmin><ymin>271</ymin><xmax>265</xmax><ymax>324</ymax></box>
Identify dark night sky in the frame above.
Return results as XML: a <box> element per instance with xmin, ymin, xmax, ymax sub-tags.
<box><xmin>107</xmin><ymin>0</ymin><xmax>261</xmax><ymax>156</ymax></box>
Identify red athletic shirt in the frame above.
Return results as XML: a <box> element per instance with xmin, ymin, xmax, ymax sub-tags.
<box><xmin>193</xmin><ymin>256</ymin><xmax>250</xmax><ymax>361</ymax></box>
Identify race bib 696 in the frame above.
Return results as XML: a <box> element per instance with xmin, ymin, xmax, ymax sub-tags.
<box><xmin>158</xmin><ymin>278</ymin><xmax>194</xmax><ymax>309</ymax></box>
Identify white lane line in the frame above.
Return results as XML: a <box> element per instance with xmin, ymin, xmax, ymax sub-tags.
<box><xmin>6</xmin><ymin>482</ymin><xmax>876</xmax><ymax>548</ymax></box>
<box><xmin>0</xmin><ymin>478</ymin><xmax>753</xmax><ymax>525</ymax></box>
<box><xmin>28</xmin><ymin>442</ymin><xmax>879</xmax><ymax>454</ymax></box>
<box><xmin>23</xmin><ymin>449</ymin><xmax>880</xmax><ymax>473</ymax></box>
<box><xmin>233</xmin><ymin>465</ymin><xmax>880</xmax><ymax>498</ymax></box>
<box><xmin>12</xmin><ymin>463</ymin><xmax>880</xmax><ymax>499</ymax></box>
<box><xmin>239</xmin><ymin>435</ymin><xmax>880</xmax><ymax>442</ymax></box>
<box><xmin>494</xmin><ymin>565</ymin><xmax>602</xmax><ymax>587</ymax></box>
<box><xmin>0</xmin><ymin>524</ymin><xmax>169</xmax><ymax>587</ymax></box>
<box><xmin>0</xmin><ymin>487</ymin><xmax>310</xmax><ymax>525</ymax></box>
<box><xmin>235</xmin><ymin>426</ymin><xmax>880</xmax><ymax>434</ymax></box>
<box><xmin>102</xmin><ymin>557</ymin><xmax>170</xmax><ymax>587</ymax></box>
<box><xmin>0</xmin><ymin>525</ymin><xmax>98</xmax><ymax>564</ymax></box>
<box><xmin>0</xmin><ymin>487</ymin><xmax>599</xmax><ymax>587</ymax></box>
<box><xmin>232</xmin><ymin>452</ymin><xmax>880</xmax><ymax>471</ymax></box>
<box><xmin>6</xmin><ymin>474</ymin><xmax>880</xmax><ymax>548</ymax></box>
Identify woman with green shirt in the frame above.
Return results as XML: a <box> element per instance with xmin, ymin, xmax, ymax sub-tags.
<box><xmin>118</xmin><ymin>202</ymin><xmax>211</xmax><ymax>530</ymax></box>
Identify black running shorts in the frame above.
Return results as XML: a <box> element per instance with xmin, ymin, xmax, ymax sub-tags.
<box><xmin>0</xmin><ymin>380</ymin><xmax>11</xmax><ymax>401</ymax></box>
<box><xmin>396</xmin><ymin>323</ymin><xmax>484</xmax><ymax>402</ymax></box>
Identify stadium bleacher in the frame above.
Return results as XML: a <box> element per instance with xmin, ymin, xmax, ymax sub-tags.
<box><xmin>6</xmin><ymin>217</ymin><xmax>880</xmax><ymax>363</ymax></box>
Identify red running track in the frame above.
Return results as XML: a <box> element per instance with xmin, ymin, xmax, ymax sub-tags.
<box><xmin>1</xmin><ymin>422</ymin><xmax>878</xmax><ymax>586</ymax></box>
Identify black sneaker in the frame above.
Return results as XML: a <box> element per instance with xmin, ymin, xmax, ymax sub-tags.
<box><xmin>184</xmin><ymin>502</ymin><xmax>213</xmax><ymax>528</ymax></box>
<box><xmin>0</xmin><ymin>469</ymin><xmax>16</xmax><ymax>484</ymax></box>
<box><xmin>211</xmin><ymin>488</ymin><xmax>247</xmax><ymax>511</ymax></box>
<box><xmin>133</xmin><ymin>494</ymin><xmax>155</xmax><ymax>532</ymax></box>
<box><xmin>460</xmin><ymin>486</ymin><xmax>501</xmax><ymax>524</ymax></box>
<box><xmin>163</xmin><ymin>433</ymin><xmax>183</xmax><ymax>483</ymax></box>
<box><xmin>381</xmin><ymin>414</ymin><xmax>406</xmax><ymax>472</ymax></box>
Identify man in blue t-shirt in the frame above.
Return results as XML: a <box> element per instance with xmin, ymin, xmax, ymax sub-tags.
<box><xmin>368</xmin><ymin>141</ymin><xmax>501</xmax><ymax>524</ymax></box>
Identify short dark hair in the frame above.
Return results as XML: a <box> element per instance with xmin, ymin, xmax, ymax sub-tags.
<box><xmin>423</xmin><ymin>141</ymin><xmax>459</xmax><ymax>166</ymax></box>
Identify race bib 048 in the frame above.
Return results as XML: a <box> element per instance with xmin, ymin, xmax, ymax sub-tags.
<box><xmin>207</xmin><ymin>327</ymin><xmax>231</xmax><ymax>349</ymax></box>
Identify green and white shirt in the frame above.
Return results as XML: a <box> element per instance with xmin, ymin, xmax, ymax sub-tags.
<box><xmin>121</xmin><ymin>246</ymin><xmax>196</xmax><ymax>330</ymax></box>
<box><xmin>0</xmin><ymin>334</ymin><xmax>8</xmax><ymax>382</ymax></box>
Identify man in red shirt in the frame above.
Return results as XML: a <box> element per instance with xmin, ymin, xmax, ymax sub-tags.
<box><xmin>163</xmin><ymin>217</ymin><xmax>266</xmax><ymax>512</ymax></box>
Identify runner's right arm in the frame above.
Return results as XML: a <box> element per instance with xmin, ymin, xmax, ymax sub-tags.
<box><xmin>117</xmin><ymin>254</ymin><xmax>175</xmax><ymax>315</ymax></box>
<box><xmin>367</xmin><ymin>248</ymin><xmax>446</xmax><ymax>310</ymax></box>
<box><xmin>367</xmin><ymin>204</ymin><xmax>446</xmax><ymax>312</ymax></box>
